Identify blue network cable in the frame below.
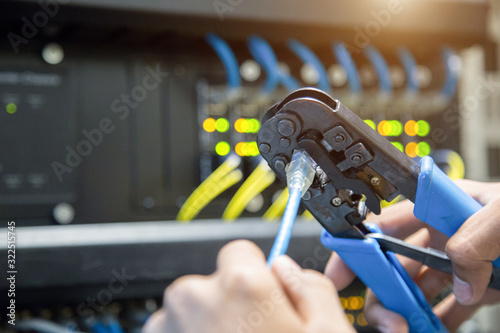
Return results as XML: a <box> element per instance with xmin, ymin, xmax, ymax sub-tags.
<box><xmin>248</xmin><ymin>35</ymin><xmax>300</xmax><ymax>93</ymax></box>
<box><xmin>288</xmin><ymin>39</ymin><xmax>330</xmax><ymax>92</ymax></box>
<box><xmin>398</xmin><ymin>47</ymin><xmax>419</xmax><ymax>94</ymax></box>
<box><xmin>364</xmin><ymin>45</ymin><xmax>392</xmax><ymax>94</ymax></box>
<box><xmin>333</xmin><ymin>42</ymin><xmax>362</xmax><ymax>94</ymax></box>
<box><xmin>206</xmin><ymin>33</ymin><xmax>241</xmax><ymax>89</ymax></box>
<box><xmin>267</xmin><ymin>150</ymin><xmax>316</xmax><ymax>267</ymax></box>
<box><xmin>441</xmin><ymin>47</ymin><xmax>459</xmax><ymax>99</ymax></box>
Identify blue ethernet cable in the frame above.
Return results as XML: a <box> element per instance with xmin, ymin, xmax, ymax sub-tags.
<box><xmin>248</xmin><ymin>36</ymin><xmax>300</xmax><ymax>94</ymax></box>
<box><xmin>333</xmin><ymin>42</ymin><xmax>362</xmax><ymax>94</ymax></box>
<box><xmin>288</xmin><ymin>39</ymin><xmax>330</xmax><ymax>92</ymax></box>
<box><xmin>398</xmin><ymin>47</ymin><xmax>419</xmax><ymax>94</ymax></box>
<box><xmin>206</xmin><ymin>33</ymin><xmax>241</xmax><ymax>89</ymax></box>
<box><xmin>364</xmin><ymin>45</ymin><xmax>392</xmax><ymax>94</ymax></box>
<box><xmin>441</xmin><ymin>47</ymin><xmax>459</xmax><ymax>100</ymax></box>
<box><xmin>267</xmin><ymin>150</ymin><xmax>316</xmax><ymax>267</ymax></box>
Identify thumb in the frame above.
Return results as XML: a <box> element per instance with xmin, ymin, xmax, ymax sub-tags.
<box><xmin>446</xmin><ymin>200</ymin><xmax>500</xmax><ymax>305</ymax></box>
<box><xmin>271</xmin><ymin>255</ymin><xmax>354</xmax><ymax>332</ymax></box>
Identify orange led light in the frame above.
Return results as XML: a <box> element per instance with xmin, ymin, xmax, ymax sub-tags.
<box><xmin>405</xmin><ymin>120</ymin><xmax>417</xmax><ymax>136</ymax></box>
<box><xmin>405</xmin><ymin>142</ymin><xmax>418</xmax><ymax>158</ymax></box>
<box><xmin>203</xmin><ymin>118</ymin><xmax>217</xmax><ymax>133</ymax></box>
<box><xmin>235</xmin><ymin>118</ymin><xmax>249</xmax><ymax>133</ymax></box>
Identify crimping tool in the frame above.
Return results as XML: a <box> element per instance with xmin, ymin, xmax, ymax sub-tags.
<box><xmin>257</xmin><ymin>88</ymin><xmax>500</xmax><ymax>333</ymax></box>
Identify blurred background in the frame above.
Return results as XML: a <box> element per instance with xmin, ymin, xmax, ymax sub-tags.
<box><xmin>0</xmin><ymin>0</ymin><xmax>500</xmax><ymax>332</ymax></box>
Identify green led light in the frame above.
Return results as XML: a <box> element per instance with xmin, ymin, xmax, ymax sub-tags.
<box><xmin>247</xmin><ymin>119</ymin><xmax>261</xmax><ymax>133</ymax></box>
<box><xmin>417</xmin><ymin>141</ymin><xmax>431</xmax><ymax>157</ymax></box>
<box><xmin>247</xmin><ymin>141</ymin><xmax>259</xmax><ymax>156</ymax></box>
<box><xmin>391</xmin><ymin>142</ymin><xmax>404</xmax><ymax>152</ymax></box>
<box><xmin>364</xmin><ymin>119</ymin><xmax>376</xmax><ymax>131</ymax></box>
<box><xmin>215</xmin><ymin>141</ymin><xmax>231</xmax><ymax>156</ymax></box>
<box><xmin>216</xmin><ymin>118</ymin><xmax>230</xmax><ymax>133</ymax></box>
<box><xmin>416</xmin><ymin>120</ymin><xmax>430</xmax><ymax>137</ymax></box>
<box><xmin>6</xmin><ymin>103</ymin><xmax>17</xmax><ymax>114</ymax></box>
<box><xmin>389</xmin><ymin>120</ymin><xmax>403</xmax><ymax>136</ymax></box>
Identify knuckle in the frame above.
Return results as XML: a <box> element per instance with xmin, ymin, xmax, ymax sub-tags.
<box><xmin>446</xmin><ymin>237</ymin><xmax>478</xmax><ymax>266</ymax></box>
<box><xmin>164</xmin><ymin>276</ymin><xmax>202</xmax><ymax>308</ymax></box>
<box><xmin>224</xmin><ymin>266</ymin><xmax>271</xmax><ymax>297</ymax></box>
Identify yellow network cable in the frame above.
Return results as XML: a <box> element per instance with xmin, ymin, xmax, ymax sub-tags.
<box><xmin>223</xmin><ymin>161</ymin><xmax>276</xmax><ymax>221</ymax></box>
<box><xmin>177</xmin><ymin>155</ymin><xmax>242</xmax><ymax>222</ymax></box>
<box><xmin>447</xmin><ymin>151</ymin><xmax>465</xmax><ymax>180</ymax></box>
<box><xmin>177</xmin><ymin>169</ymin><xmax>243</xmax><ymax>222</ymax></box>
<box><xmin>263</xmin><ymin>188</ymin><xmax>289</xmax><ymax>221</ymax></box>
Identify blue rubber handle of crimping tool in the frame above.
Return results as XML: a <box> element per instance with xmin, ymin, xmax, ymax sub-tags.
<box><xmin>322</xmin><ymin>224</ymin><xmax>448</xmax><ymax>333</ymax></box>
<box><xmin>321</xmin><ymin>225</ymin><xmax>448</xmax><ymax>333</ymax></box>
<box><xmin>414</xmin><ymin>156</ymin><xmax>500</xmax><ymax>268</ymax></box>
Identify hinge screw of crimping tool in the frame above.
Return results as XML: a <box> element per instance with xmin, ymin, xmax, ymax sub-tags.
<box><xmin>259</xmin><ymin>143</ymin><xmax>271</xmax><ymax>154</ymax></box>
<box><xmin>277</xmin><ymin>119</ymin><xmax>296</xmax><ymax>137</ymax></box>
<box><xmin>350</xmin><ymin>153</ymin><xmax>363</xmax><ymax>165</ymax></box>
<box><xmin>335</xmin><ymin>134</ymin><xmax>346</xmax><ymax>144</ymax></box>
<box><xmin>332</xmin><ymin>197</ymin><xmax>342</xmax><ymax>207</ymax></box>
<box><xmin>370</xmin><ymin>177</ymin><xmax>380</xmax><ymax>187</ymax></box>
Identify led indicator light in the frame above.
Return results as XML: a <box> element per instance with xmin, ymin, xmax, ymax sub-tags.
<box><xmin>391</xmin><ymin>142</ymin><xmax>404</xmax><ymax>152</ymax></box>
<box><xmin>364</xmin><ymin>119</ymin><xmax>376</xmax><ymax>131</ymax></box>
<box><xmin>377</xmin><ymin>120</ymin><xmax>387</xmax><ymax>136</ymax></box>
<box><xmin>235</xmin><ymin>118</ymin><xmax>249</xmax><ymax>133</ymax></box>
<box><xmin>6</xmin><ymin>103</ymin><xmax>17</xmax><ymax>114</ymax></box>
<box><xmin>416</xmin><ymin>120</ymin><xmax>430</xmax><ymax>136</ymax></box>
<box><xmin>405</xmin><ymin>142</ymin><xmax>418</xmax><ymax>158</ymax></box>
<box><xmin>215</xmin><ymin>141</ymin><xmax>231</xmax><ymax>156</ymax></box>
<box><xmin>216</xmin><ymin>118</ymin><xmax>230</xmax><ymax>133</ymax></box>
<box><xmin>347</xmin><ymin>296</ymin><xmax>364</xmax><ymax>311</ymax></box>
<box><xmin>389</xmin><ymin>120</ymin><xmax>403</xmax><ymax>136</ymax></box>
<box><xmin>357</xmin><ymin>313</ymin><xmax>368</xmax><ymax>327</ymax></box>
<box><xmin>405</xmin><ymin>120</ymin><xmax>417</xmax><ymax>136</ymax></box>
<box><xmin>346</xmin><ymin>314</ymin><xmax>355</xmax><ymax>325</ymax></box>
<box><xmin>417</xmin><ymin>141</ymin><xmax>431</xmax><ymax>157</ymax></box>
<box><xmin>247</xmin><ymin>118</ymin><xmax>261</xmax><ymax>133</ymax></box>
<box><xmin>235</xmin><ymin>141</ymin><xmax>259</xmax><ymax>157</ymax></box>
<box><xmin>203</xmin><ymin>118</ymin><xmax>217</xmax><ymax>133</ymax></box>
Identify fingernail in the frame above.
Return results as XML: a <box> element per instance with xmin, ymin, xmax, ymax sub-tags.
<box><xmin>273</xmin><ymin>255</ymin><xmax>301</xmax><ymax>272</ymax></box>
<box><xmin>453</xmin><ymin>274</ymin><xmax>473</xmax><ymax>304</ymax></box>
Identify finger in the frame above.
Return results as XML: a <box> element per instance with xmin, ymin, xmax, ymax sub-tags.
<box><xmin>414</xmin><ymin>266</ymin><xmax>453</xmax><ymax>302</ymax></box>
<box><xmin>433</xmin><ymin>294</ymin><xmax>481</xmax><ymax>332</ymax></box>
<box><xmin>395</xmin><ymin>228</ymin><xmax>431</xmax><ymax>278</ymax></box>
<box><xmin>363</xmin><ymin>290</ymin><xmax>409</xmax><ymax>333</ymax></box>
<box><xmin>365</xmin><ymin>200</ymin><xmax>425</xmax><ymax>239</ymax></box>
<box><xmin>217</xmin><ymin>239</ymin><xmax>267</xmax><ymax>272</ymax></box>
<box><xmin>324</xmin><ymin>252</ymin><xmax>356</xmax><ymax>290</ymax></box>
<box><xmin>445</xmin><ymin>199</ymin><xmax>500</xmax><ymax>305</ymax></box>
<box><xmin>142</xmin><ymin>310</ymin><xmax>168</xmax><ymax>333</ymax></box>
<box><xmin>272</xmin><ymin>255</ymin><xmax>353</xmax><ymax>330</ymax></box>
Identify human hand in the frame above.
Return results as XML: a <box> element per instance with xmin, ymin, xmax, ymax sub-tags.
<box><xmin>143</xmin><ymin>240</ymin><xmax>355</xmax><ymax>333</ymax></box>
<box><xmin>325</xmin><ymin>180</ymin><xmax>500</xmax><ymax>332</ymax></box>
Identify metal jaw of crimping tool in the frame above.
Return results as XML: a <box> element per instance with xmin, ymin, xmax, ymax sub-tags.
<box><xmin>257</xmin><ymin>88</ymin><xmax>500</xmax><ymax>333</ymax></box>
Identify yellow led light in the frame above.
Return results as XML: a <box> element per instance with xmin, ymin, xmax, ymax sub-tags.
<box><xmin>340</xmin><ymin>297</ymin><xmax>348</xmax><ymax>309</ymax></box>
<box><xmin>391</xmin><ymin>142</ymin><xmax>404</xmax><ymax>152</ymax></box>
<box><xmin>347</xmin><ymin>296</ymin><xmax>364</xmax><ymax>311</ymax></box>
<box><xmin>405</xmin><ymin>120</ymin><xmax>417</xmax><ymax>136</ymax></box>
<box><xmin>215</xmin><ymin>141</ymin><xmax>231</xmax><ymax>156</ymax></box>
<box><xmin>247</xmin><ymin>141</ymin><xmax>259</xmax><ymax>156</ymax></box>
<box><xmin>247</xmin><ymin>119</ymin><xmax>261</xmax><ymax>133</ymax></box>
<box><xmin>417</xmin><ymin>141</ymin><xmax>431</xmax><ymax>157</ymax></box>
<box><xmin>345</xmin><ymin>314</ymin><xmax>355</xmax><ymax>325</ymax></box>
<box><xmin>357</xmin><ymin>313</ymin><xmax>368</xmax><ymax>327</ymax></box>
<box><xmin>203</xmin><ymin>118</ymin><xmax>217</xmax><ymax>133</ymax></box>
<box><xmin>216</xmin><ymin>118</ymin><xmax>230</xmax><ymax>133</ymax></box>
<box><xmin>405</xmin><ymin>142</ymin><xmax>418</xmax><ymax>158</ymax></box>
<box><xmin>234</xmin><ymin>118</ymin><xmax>249</xmax><ymax>133</ymax></box>
<box><xmin>364</xmin><ymin>119</ymin><xmax>376</xmax><ymax>131</ymax></box>
<box><xmin>389</xmin><ymin>120</ymin><xmax>403</xmax><ymax>136</ymax></box>
<box><xmin>416</xmin><ymin>120</ymin><xmax>430</xmax><ymax>137</ymax></box>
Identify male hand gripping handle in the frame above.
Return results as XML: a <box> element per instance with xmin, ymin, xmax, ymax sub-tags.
<box><xmin>325</xmin><ymin>180</ymin><xmax>500</xmax><ymax>333</ymax></box>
